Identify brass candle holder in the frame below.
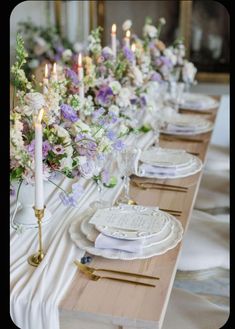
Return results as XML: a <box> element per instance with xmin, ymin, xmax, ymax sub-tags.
<box><xmin>28</xmin><ymin>206</ymin><xmax>46</xmax><ymax>267</ymax></box>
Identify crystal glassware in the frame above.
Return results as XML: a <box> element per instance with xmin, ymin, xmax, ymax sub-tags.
<box><xmin>117</xmin><ymin>146</ymin><xmax>139</xmax><ymax>203</ymax></box>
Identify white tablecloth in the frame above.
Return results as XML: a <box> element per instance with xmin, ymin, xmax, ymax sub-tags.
<box><xmin>10</xmin><ymin>131</ymin><xmax>154</xmax><ymax>329</ymax></box>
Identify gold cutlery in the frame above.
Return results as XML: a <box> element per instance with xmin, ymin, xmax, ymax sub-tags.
<box><xmin>74</xmin><ymin>261</ymin><xmax>160</xmax><ymax>280</ymax></box>
<box><xmin>179</xmin><ymin>109</ymin><xmax>213</xmax><ymax>115</ymax></box>
<box><xmin>75</xmin><ymin>262</ymin><xmax>157</xmax><ymax>287</ymax></box>
<box><xmin>131</xmin><ymin>181</ymin><xmax>188</xmax><ymax>191</ymax></box>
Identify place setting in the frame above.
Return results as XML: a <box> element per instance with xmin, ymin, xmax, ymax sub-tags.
<box><xmin>179</xmin><ymin>93</ymin><xmax>219</xmax><ymax>112</ymax></box>
<box><xmin>69</xmin><ymin>203</ymin><xmax>184</xmax><ymax>262</ymax></box>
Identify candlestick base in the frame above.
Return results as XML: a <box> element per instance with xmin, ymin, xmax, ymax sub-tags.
<box><xmin>28</xmin><ymin>252</ymin><xmax>45</xmax><ymax>267</ymax></box>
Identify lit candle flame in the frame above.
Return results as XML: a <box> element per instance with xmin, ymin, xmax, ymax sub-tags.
<box><xmin>131</xmin><ymin>43</ymin><xmax>136</xmax><ymax>52</ymax></box>
<box><xmin>44</xmin><ymin>64</ymin><xmax>48</xmax><ymax>78</ymax></box>
<box><xmin>37</xmin><ymin>108</ymin><xmax>44</xmax><ymax>123</ymax></box>
<box><xmin>111</xmin><ymin>24</ymin><xmax>116</xmax><ymax>34</ymax></box>
<box><xmin>126</xmin><ymin>30</ymin><xmax>131</xmax><ymax>38</ymax></box>
<box><xmin>53</xmin><ymin>63</ymin><xmax>57</xmax><ymax>75</ymax></box>
<box><xmin>78</xmin><ymin>53</ymin><xmax>82</xmax><ymax>67</ymax></box>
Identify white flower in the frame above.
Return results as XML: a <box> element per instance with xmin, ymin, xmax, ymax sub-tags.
<box><xmin>130</xmin><ymin>66</ymin><xmax>143</xmax><ymax>86</ymax></box>
<box><xmin>33</xmin><ymin>37</ymin><xmax>48</xmax><ymax>56</ymax></box>
<box><xmin>73</xmin><ymin>42</ymin><xmax>83</xmax><ymax>53</ymax></box>
<box><xmin>54</xmin><ymin>125</ymin><xmax>71</xmax><ymax>144</ymax></box>
<box><xmin>182</xmin><ymin>61</ymin><xmax>197</xmax><ymax>83</ymax></box>
<box><xmin>164</xmin><ymin>47</ymin><xmax>177</xmax><ymax>66</ymax></box>
<box><xmin>97</xmin><ymin>136</ymin><xmax>112</xmax><ymax>153</ymax></box>
<box><xmin>109</xmin><ymin>105</ymin><xmax>120</xmax><ymax>116</ymax></box>
<box><xmin>109</xmin><ymin>81</ymin><xmax>121</xmax><ymax>95</ymax></box>
<box><xmin>24</xmin><ymin>92</ymin><xmax>45</xmax><ymax>112</ymax></box>
<box><xmin>143</xmin><ymin>24</ymin><xmax>158</xmax><ymax>38</ymax></box>
<box><xmin>28</xmin><ymin>59</ymin><xmax>39</xmax><ymax>69</ymax></box>
<box><xmin>122</xmin><ymin>20</ymin><xmax>132</xmax><ymax>31</ymax></box>
<box><xmin>116</xmin><ymin>87</ymin><xmax>132</xmax><ymax>108</ymax></box>
<box><xmin>62</xmin><ymin>49</ymin><xmax>73</xmax><ymax>61</ymax></box>
<box><xmin>159</xmin><ymin>17</ymin><xmax>166</xmax><ymax>25</ymax></box>
<box><xmin>75</xmin><ymin>120</ymin><xmax>91</xmax><ymax>133</ymax></box>
<box><xmin>92</xmin><ymin>126</ymin><xmax>105</xmax><ymax>139</ymax></box>
<box><xmin>119</xmin><ymin>123</ymin><xmax>129</xmax><ymax>135</ymax></box>
<box><xmin>60</xmin><ymin>156</ymin><xmax>73</xmax><ymax>170</ymax></box>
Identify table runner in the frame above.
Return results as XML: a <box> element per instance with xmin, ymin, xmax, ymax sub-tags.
<box><xmin>10</xmin><ymin>131</ymin><xmax>154</xmax><ymax>329</ymax></box>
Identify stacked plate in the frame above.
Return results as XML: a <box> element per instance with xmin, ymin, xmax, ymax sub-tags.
<box><xmin>180</xmin><ymin>93</ymin><xmax>219</xmax><ymax>111</ymax></box>
<box><xmin>137</xmin><ymin>147</ymin><xmax>203</xmax><ymax>179</ymax></box>
<box><xmin>161</xmin><ymin>113</ymin><xmax>214</xmax><ymax>135</ymax></box>
<box><xmin>69</xmin><ymin>204</ymin><xmax>184</xmax><ymax>260</ymax></box>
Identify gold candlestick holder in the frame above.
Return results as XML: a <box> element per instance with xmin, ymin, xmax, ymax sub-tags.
<box><xmin>28</xmin><ymin>206</ymin><xmax>46</xmax><ymax>267</ymax></box>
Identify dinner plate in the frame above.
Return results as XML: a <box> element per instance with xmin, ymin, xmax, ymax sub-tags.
<box><xmin>180</xmin><ymin>93</ymin><xmax>219</xmax><ymax>111</ymax></box>
<box><xmin>140</xmin><ymin>147</ymin><xmax>193</xmax><ymax>168</ymax></box>
<box><xmin>88</xmin><ymin>205</ymin><xmax>171</xmax><ymax>240</ymax></box>
<box><xmin>81</xmin><ymin>214</ymin><xmax>174</xmax><ymax>248</ymax></box>
<box><xmin>69</xmin><ymin>207</ymin><xmax>184</xmax><ymax>260</ymax></box>
<box><xmin>137</xmin><ymin>154</ymin><xmax>203</xmax><ymax>179</ymax></box>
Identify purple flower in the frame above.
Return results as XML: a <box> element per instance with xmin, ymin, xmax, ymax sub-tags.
<box><xmin>123</xmin><ymin>46</ymin><xmax>134</xmax><ymax>63</ymax></box>
<box><xmin>113</xmin><ymin>139</ymin><xmax>125</xmax><ymax>151</ymax></box>
<box><xmin>92</xmin><ymin>107</ymin><xmax>105</xmax><ymax>121</ymax></box>
<box><xmin>71</xmin><ymin>182</ymin><xmax>84</xmax><ymax>198</ymax></box>
<box><xmin>156</xmin><ymin>56</ymin><xmax>173</xmax><ymax>69</ymax></box>
<box><xmin>27</xmin><ymin>140</ymin><xmax>35</xmax><ymax>156</ymax></box>
<box><xmin>52</xmin><ymin>145</ymin><xmax>65</xmax><ymax>155</ymax></box>
<box><xmin>151</xmin><ymin>72</ymin><xmax>162</xmax><ymax>82</ymax></box>
<box><xmin>102</xmin><ymin>47</ymin><xmax>114</xmax><ymax>60</ymax></box>
<box><xmin>140</xmin><ymin>96</ymin><xmax>147</xmax><ymax>107</ymax></box>
<box><xmin>65</xmin><ymin>68</ymin><xmax>79</xmax><ymax>85</ymax></box>
<box><xmin>108</xmin><ymin>112</ymin><xmax>118</xmax><ymax>124</ymax></box>
<box><xmin>10</xmin><ymin>186</ymin><xmax>15</xmax><ymax>197</ymax></box>
<box><xmin>42</xmin><ymin>141</ymin><xmax>52</xmax><ymax>157</ymax></box>
<box><xmin>107</xmin><ymin>130</ymin><xmax>116</xmax><ymax>141</ymax></box>
<box><xmin>75</xmin><ymin>134</ymin><xmax>97</xmax><ymax>157</ymax></box>
<box><xmin>59</xmin><ymin>192</ymin><xmax>78</xmax><ymax>207</ymax></box>
<box><xmin>61</xmin><ymin>104</ymin><xmax>78</xmax><ymax>122</ymax></box>
<box><xmin>96</xmin><ymin>86</ymin><xmax>113</xmax><ymax>106</ymax></box>
<box><xmin>80</xmin><ymin>161</ymin><xmax>94</xmax><ymax>178</ymax></box>
<box><xmin>101</xmin><ymin>168</ymin><xmax>110</xmax><ymax>184</ymax></box>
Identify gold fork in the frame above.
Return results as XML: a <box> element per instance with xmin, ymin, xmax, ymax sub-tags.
<box><xmin>74</xmin><ymin>260</ymin><xmax>160</xmax><ymax>280</ymax></box>
<box><xmin>76</xmin><ymin>264</ymin><xmax>157</xmax><ymax>287</ymax></box>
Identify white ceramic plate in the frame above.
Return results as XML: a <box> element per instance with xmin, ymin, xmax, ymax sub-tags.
<box><xmin>180</xmin><ymin>93</ymin><xmax>219</xmax><ymax>110</ymax></box>
<box><xmin>137</xmin><ymin>155</ymin><xmax>203</xmax><ymax>179</ymax></box>
<box><xmin>140</xmin><ymin>147</ymin><xmax>193</xmax><ymax>168</ymax></box>
<box><xmin>69</xmin><ymin>207</ymin><xmax>183</xmax><ymax>260</ymax></box>
<box><xmin>88</xmin><ymin>205</ymin><xmax>171</xmax><ymax>240</ymax></box>
<box><xmin>81</xmin><ymin>214</ymin><xmax>174</xmax><ymax>248</ymax></box>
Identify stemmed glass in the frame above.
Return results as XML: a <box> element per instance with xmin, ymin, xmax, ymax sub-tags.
<box><xmin>117</xmin><ymin>146</ymin><xmax>140</xmax><ymax>203</ymax></box>
<box><xmin>168</xmin><ymin>81</ymin><xmax>185</xmax><ymax>112</ymax></box>
<box><xmin>92</xmin><ymin>154</ymin><xmax>107</xmax><ymax>207</ymax></box>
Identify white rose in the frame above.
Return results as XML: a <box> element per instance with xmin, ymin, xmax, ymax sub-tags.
<box><xmin>109</xmin><ymin>105</ymin><xmax>120</xmax><ymax>116</ymax></box>
<box><xmin>116</xmin><ymin>87</ymin><xmax>132</xmax><ymax>107</ymax></box>
<box><xmin>24</xmin><ymin>92</ymin><xmax>45</xmax><ymax>112</ymax></box>
<box><xmin>60</xmin><ymin>156</ymin><xmax>73</xmax><ymax>170</ymax></box>
<box><xmin>33</xmin><ymin>37</ymin><xmax>48</xmax><ymax>56</ymax></box>
<box><xmin>143</xmin><ymin>24</ymin><xmax>158</xmax><ymax>38</ymax></box>
<box><xmin>54</xmin><ymin>125</ymin><xmax>71</xmax><ymax>144</ymax></box>
<box><xmin>164</xmin><ymin>48</ymin><xmax>177</xmax><ymax>66</ymax></box>
<box><xmin>62</xmin><ymin>49</ymin><xmax>73</xmax><ymax>61</ymax></box>
<box><xmin>109</xmin><ymin>81</ymin><xmax>121</xmax><ymax>95</ymax></box>
<box><xmin>28</xmin><ymin>59</ymin><xmax>39</xmax><ymax>69</ymax></box>
<box><xmin>131</xmin><ymin>66</ymin><xmax>143</xmax><ymax>86</ymax></box>
<box><xmin>122</xmin><ymin>19</ymin><xmax>132</xmax><ymax>31</ymax></box>
<box><xmin>73</xmin><ymin>42</ymin><xmax>83</xmax><ymax>53</ymax></box>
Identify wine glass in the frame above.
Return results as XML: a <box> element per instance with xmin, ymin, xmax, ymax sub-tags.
<box><xmin>117</xmin><ymin>146</ymin><xmax>140</xmax><ymax>204</ymax></box>
<box><xmin>168</xmin><ymin>81</ymin><xmax>185</xmax><ymax>112</ymax></box>
<box><xmin>92</xmin><ymin>154</ymin><xmax>107</xmax><ymax>207</ymax></box>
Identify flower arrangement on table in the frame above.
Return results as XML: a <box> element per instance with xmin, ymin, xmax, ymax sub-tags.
<box><xmin>10</xmin><ymin>35</ymin><xmax>123</xmax><ymax>206</ymax></box>
<box><xmin>16</xmin><ymin>20</ymin><xmax>84</xmax><ymax>78</ymax></box>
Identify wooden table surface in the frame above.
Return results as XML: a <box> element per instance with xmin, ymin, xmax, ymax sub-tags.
<box><xmin>59</xmin><ymin>99</ymin><xmax>220</xmax><ymax>329</ymax></box>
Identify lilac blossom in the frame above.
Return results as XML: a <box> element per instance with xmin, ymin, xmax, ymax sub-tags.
<box><xmin>140</xmin><ymin>96</ymin><xmax>147</xmax><ymax>107</ymax></box>
<box><xmin>42</xmin><ymin>141</ymin><xmax>52</xmax><ymax>157</ymax></box>
<box><xmin>130</xmin><ymin>98</ymin><xmax>137</xmax><ymax>105</ymax></box>
<box><xmin>96</xmin><ymin>86</ymin><xmax>113</xmax><ymax>106</ymax></box>
<box><xmin>107</xmin><ymin>130</ymin><xmax>116</xmax><ymax>141</ymax></box>
<box><xmin>101</xmin><ymin>168</ymin><xmax>110</xmax><ymax>184</ymax></box>
<box><xmin>60</xmin><ymin>104</ymin><xmax>78</xmax><ymax>122</ymax></box>
<box><xmin>27</xmin><ymin>140</ymin><xmax>35</xmax><ymax>156</ymax></box>
<box><xmin>75</xmin><ymin>134</ymin><xmax>97</xmax><ymax>157</ymax></box>
<box><xmin>102</xmin><ymin>47</ymin><xmax>114</xmax><ymax>60</ymax></box>
<box><xmin>92</xmin><ymin>107</ymin><xmax>105</xmax><ymax>121</ymax></box>
<box><xmin>123</xmin><ymin>46</ymin><xmax>135</xmax><ymax>63</ymax></box>
<box><xmin>151</xmin><ymin>72</ymin><xmax>162</xmax><ymax>82</ymax></box>
<box><xmin>71</xmin><ymin>182</ymin><xmax>84</xmax><ymax>198</ymax></box>
<box><xmin>155</xmin><ymin>56</ymin><xmax>173</xmax><ymax>69</ymax></box>
<box><xmin>65</xmin><ymin>68</ymin><xmax>79</xmax><ymax>85</ymax></box>
<box><xmin>113</xmin><ymin>139</ymin><xmax>125</xmax><ymax>151</ymax></box>
<box><xmin>59</xmin><ymin>192</ymin><xmax>78</xmax><ymax>207</ymax></box>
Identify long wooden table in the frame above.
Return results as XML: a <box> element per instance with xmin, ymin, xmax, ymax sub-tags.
<box><xmin>59</xmin><ymin>99</ymin><xmax>220</xmax><ymax>329</ymax></box>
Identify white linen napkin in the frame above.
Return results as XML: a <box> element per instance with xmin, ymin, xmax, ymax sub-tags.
<box><xmin>139</xmin><ymin>163</ymin><xmax>177</xmax><ymax>176</ymax></box>
<box><xmin>95</xmin><ymin>233</ymin><xmax>145</xmax><ymax>253</ymax></box>
<box><xmin>166</xmin><ymin>123</ymin><xmax>197</xmax><ymax>133</ymax></box>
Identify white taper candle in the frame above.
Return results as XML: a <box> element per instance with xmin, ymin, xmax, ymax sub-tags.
<box><xmin>78</xmin><ymin>53</ymin><xmax>84</xmax><ymax>100</ymax></box>
<box><xmin>111</xmin><ymin>24</ymin><xmax>117</xmax><ymax>59</ymax></box>
<box><xmin>35</xmin><ymin>109</ymin><xmax>44</xmax><ymax>209</ymax></box>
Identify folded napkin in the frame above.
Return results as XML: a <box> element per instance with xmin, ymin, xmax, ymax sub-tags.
<box><xmin>95</xmin><ymin>233</ymin><xmax>145</xmax><ymax>253</ymax></box>
<box><xmin>139</xmin><ymin>163</ymin><xmax>177</xmax><ymax>176</ymax></box>
<box><xmin>166</xmin><ymin>123</ymin><xmax>198</xmax><ymax>132</ymax></box>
